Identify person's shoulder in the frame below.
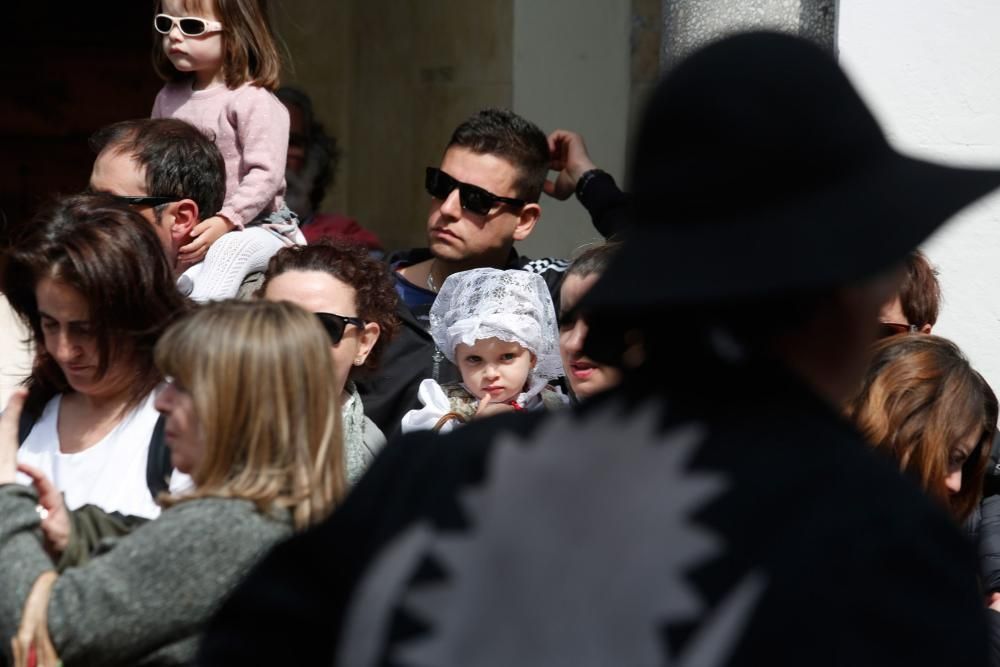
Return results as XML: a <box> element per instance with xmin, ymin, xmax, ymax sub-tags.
<box><xmin>519</xmin><ymin>256</ymin><xmax>571</xmax><ymax>275</ymax></box>
<box><xmin>539</xmin><ymin>386</ymin><xmax>569</xmax><ymax>410</ymax></box>
<box><xmin>158</xmin><ymin>497</ymin><xmax>291</xmax><ymax>541</ymax></box>
<box><xmin>718</xmin><ymin>391</ymin><xmax>966</xmax><ymax>555</ymax></box>
<box><xmin>388</xmin><ymin>247</ymin><xmax>433</xmax><ymax>268</ymax></box>
<box><xmin>236</xmin><ymin>271</ymin><xmax>265</xmax><ymax>299</ymax></box>
<box><xmin>230</xmin><ymin>82</ymin><xmax>275</xmax><ymax>99</ymax></box>
<box><xmin>157</xmin><ymin>80</ymin><xmax>191</xmax><ymax>97</ymax></box>
<box><xmin>18</xmin><ymin>393</ymin><xmax>63</xmax><ymax>450</ymax></box>
<box><xmin>511</xmin><ymin>253</ymin><xmax>571</xmax><ymax>297</ymax></box>
<box><xmin>362</xmin><ymin>414</ymin><xmax>387</xmax><ymax>451</ymax></box>
<box><xmin>227</xmin><ymin>84</ymin><xmax>287</xmax><ymax>114</ymax></box>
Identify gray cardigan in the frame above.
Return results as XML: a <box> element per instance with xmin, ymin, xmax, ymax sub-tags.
<box><xmin>0</xmin><ymin>484</ymin><xmax>292</xmax><ymax>666</ymax></box>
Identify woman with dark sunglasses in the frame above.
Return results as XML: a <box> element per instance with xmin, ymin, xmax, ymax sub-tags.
<box><xmin>260</xmin><ymin>241</ymin><xmax>399</xmax><ymax>483</ymax></box>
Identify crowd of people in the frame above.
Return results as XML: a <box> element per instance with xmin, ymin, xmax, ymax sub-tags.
<box><xmin>2</xmin><ymin>0</ymin><xmax>1000</xmax><ymax>664</ymax></box>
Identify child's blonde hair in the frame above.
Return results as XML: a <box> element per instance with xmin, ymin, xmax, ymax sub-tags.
<box><xmin>152</xmin><ymin>0</ymin><xmax>282</xmax><ymax>91</ymax></box>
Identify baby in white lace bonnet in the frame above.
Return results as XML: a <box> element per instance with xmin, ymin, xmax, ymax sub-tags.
<box><xmin>401</xmin><ymin>268</ymin><xmax>566</xmax><ymax>433</ymax></box>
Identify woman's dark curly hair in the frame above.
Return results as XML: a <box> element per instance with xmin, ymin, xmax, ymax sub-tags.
<box><xmin>259</xmin><ymin>241</ymin><xmax>399</xmax><ymax>378</ymax></box>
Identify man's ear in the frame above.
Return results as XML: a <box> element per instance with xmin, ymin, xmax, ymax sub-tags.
<box><xmin>168</xmin><ymin>199</ymin><xmax>200</xmax><ymax>241</ymax></box>
<box><xmin>512</xmin><ymin>203</ymin><xmax>541</xmax><ymax>242</ymax></box>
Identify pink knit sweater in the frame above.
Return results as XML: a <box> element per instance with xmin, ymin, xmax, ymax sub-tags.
<box><xmin>152</xmin><ymin>81</ymin><xmax>289</xmax><ymax>229</ymax></box>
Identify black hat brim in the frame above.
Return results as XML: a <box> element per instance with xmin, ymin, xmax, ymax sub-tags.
<box><xmin>582</xmin><ymin>152</ymin><xmax>1000</xmax><ymax>311</ymax></box>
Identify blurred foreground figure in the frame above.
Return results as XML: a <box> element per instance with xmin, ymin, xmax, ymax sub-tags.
<box><xmin>200</xmin><ymin>32</ymin><xmax>1000</xmax><ymax>666</ymax></box>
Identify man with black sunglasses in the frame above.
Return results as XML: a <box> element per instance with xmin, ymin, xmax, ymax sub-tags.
<box><xmin>358</xmin><ymin>108</ymin><xmax>617</xmax><ymax>437</ymax></box>
<box><xmin>88</xmin><ymin>118</ymin><xmax>272</xmax><ymax>301</ymax></box>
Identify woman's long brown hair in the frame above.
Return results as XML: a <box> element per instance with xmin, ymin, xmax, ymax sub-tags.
<box><xmin>1</xmin><ymin>194</ymin><xmax>188</xmax><ymax>420</ymax></box>
<box><xmin>847</xmin><ymin>335</ymin><xmax>997</xmax><ymax>521</ymax></box>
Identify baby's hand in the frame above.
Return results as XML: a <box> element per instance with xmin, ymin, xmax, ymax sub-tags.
<box><xmin>178</xmin><ymin>215</ymin><xmax>235</xmax><ymax>265</ymax></box>
<box><xmin>473</xmin><ymin>396</ymin><xmax>517</xmax><ymax>420</ymax></box>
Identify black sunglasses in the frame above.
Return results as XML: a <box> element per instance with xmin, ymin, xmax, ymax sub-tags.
<box><xmin>878</xmin><ymin>321</ymin><xmax>918</xmax><ymax>339</ymax></box>
<box><xmin>107</xmin><ymin>194</ymin><xmax>183</xmax><ymax>207</ymax></box>
<box><xmin>315</xmin><ymin>312</ymin><xmax>365</xmax><ymax>345</ymax></box>
<box><xmin>425</xmin><ymin>167</ymin><xmax>526</xmax><ymax>216</ymax></box>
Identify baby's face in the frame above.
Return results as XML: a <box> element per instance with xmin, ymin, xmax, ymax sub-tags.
<box><xmin>455</xmin><ymin>338</ymin><xmax>535</xmax><ymax>404</ymax></box>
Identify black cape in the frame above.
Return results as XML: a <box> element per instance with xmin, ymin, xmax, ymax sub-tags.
<box><xmin>200</xmin><ymin>363</ymin><xmax>987</xmax><ymax>666</ymax></box>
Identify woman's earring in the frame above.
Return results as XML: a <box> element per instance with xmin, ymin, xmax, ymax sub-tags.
<box><xmin>353</xmin><ymin>358</ymin><xmax>364</xmax><ymax>366</ymax></box>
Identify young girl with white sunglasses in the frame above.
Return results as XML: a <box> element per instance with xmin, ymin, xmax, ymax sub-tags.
<box><xmin>150</xmin><ymin>0</ymin><xmax>303</xmax><ymax>301</ymax></box>
<box><xmin>401</xmin><ymin>268</ymin><xmax>567</xmax><ymax>434</ymax></box>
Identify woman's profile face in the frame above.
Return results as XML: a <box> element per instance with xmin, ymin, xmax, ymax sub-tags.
<box><xmin>35</xmin><ymin>276</ymin><xmax>133</xmax><ymax>399</ymax></box>
<box><xmin>264</xmin><ymin>270</ymin><xmax>374</xmax><ymax>397</ymax></box>
<box><xmin>154</xmin><ymin>376</ymin><xmax>205</xmax><ymax>475</ymax></box>
<box><xmin>944</xmin><ymin>433</ymin><xmax>981</xmax><ymax>495</ymax></box>
<box><xmin>559</xmin><ymin>273</ymin><xmax>622</xmax><ymax>401</ymax></box>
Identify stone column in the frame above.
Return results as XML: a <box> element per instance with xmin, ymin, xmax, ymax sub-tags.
<box><xmin>660</xmin><ymin>0</ymin><xmax>837</xmax><ymax>69</ymax></box>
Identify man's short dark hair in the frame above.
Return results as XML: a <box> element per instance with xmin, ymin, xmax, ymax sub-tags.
<box><xmin>89</xmin><ymin>119</ymin><xmax>226</xmax><ymax>218</ymax></box>
<box><xmin>899</xmin><ymin>250</ymin><xmax>941</xmax><ymax>329</ymax></box>
<box><xmin>447</xmin><ymin>108</ymin><xmax>549</xmax><ymax>203</ymax></box>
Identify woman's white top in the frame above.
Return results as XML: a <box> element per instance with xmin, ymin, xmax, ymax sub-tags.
<box><xmin>16</xmin><ymin>393</ymin><xmax>191</xmax><ymax>519</ymax></box>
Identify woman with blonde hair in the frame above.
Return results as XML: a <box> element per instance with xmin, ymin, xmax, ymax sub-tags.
<box><xmin>0</xmin><ymin>300</ymin><xmax>344</xmax><ymax>665</ymax></box>
<box><xmin>846</xmin><ymin>334</ymin><xmax>996</xmax><ymax>521</ymax></box>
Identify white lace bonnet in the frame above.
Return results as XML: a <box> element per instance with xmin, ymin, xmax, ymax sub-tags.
<box><xmin>430</xmin><ymin>268</ymin><xmax>562</xmax><ymax>402</ymax></box>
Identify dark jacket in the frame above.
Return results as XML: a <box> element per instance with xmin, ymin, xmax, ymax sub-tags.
<box><xmin>201</xmin><ymin>360</ymin><xmax>988</xmax><ymax>666</ymax></box>
<box><xmin>967</xmin><ymin>434</ymin><xmax>1000</xmax><ymax>665</ymax></box>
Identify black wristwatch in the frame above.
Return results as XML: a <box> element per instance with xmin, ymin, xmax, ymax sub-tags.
<box><xmin>575</xmin><ymin>168</ymin><xmax>608</xmax><ymax>201</ymax></box>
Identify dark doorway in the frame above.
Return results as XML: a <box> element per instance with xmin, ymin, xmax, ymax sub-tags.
<box><xmin>2</xmin><ymin>3</ymin><xmax>162</xmax><ymax>243</ymax></box>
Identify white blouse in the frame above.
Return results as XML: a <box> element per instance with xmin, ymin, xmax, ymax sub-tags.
<box><xmin>17</xmin><ymin>392</ymin><xmax>191</xmax><ymax>519</ymax></box>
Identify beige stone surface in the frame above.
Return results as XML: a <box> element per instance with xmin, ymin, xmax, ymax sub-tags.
<box><xmin>630</xmin><ymin>0</ymin><xmax>662</xmax><ymax>143</ymax></box>
<box><xmin>273</xmin><ymin>0</ymin><xmax>513</xmax><ymax>252</ymax></box>
<box><xmin>273</xmin><ymin>0</ymin><xmax>661</xmax><ymax>254</ymax></box>
<box><xmin>349</xmin><ymin>0</ymin><xmax>514</xmax><ymax>251</ymax></box>
<box><xmin>272</xmin><ymin>0</ymin><xmax>353</xmax><ymax>213</ymax></box>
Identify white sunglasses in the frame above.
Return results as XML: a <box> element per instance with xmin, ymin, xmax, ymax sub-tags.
<box><xmin>154</xmin><ymin>13</ymin><xmax>223</xmax><ymax>37</ymax></box>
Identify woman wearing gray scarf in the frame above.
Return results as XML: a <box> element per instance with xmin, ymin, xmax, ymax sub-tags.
<box><xmin>261</xmin><ymin>242</ymin><xmax>399</xmax><ymax>483</ymax></box>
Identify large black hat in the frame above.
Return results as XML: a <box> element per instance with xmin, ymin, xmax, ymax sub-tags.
<box><xmin>583</xmin><ymin>31</ymin><xmax>1000</xmax><ymax>310</ymax></box>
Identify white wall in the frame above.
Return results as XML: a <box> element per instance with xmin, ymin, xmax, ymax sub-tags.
<box><xmin>512</xmin><ymin>0</ymin><xmax>631</xmax><ymax>260</ymax></box>
<box><xmin>839</xmin><ymin>1</ymin><xmax>1000</xmax><ymax>392</ymax></box>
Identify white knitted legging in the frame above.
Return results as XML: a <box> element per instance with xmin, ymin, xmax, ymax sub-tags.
<box><xmin>189</xmin><ymin>226</ymin><xmax>287</xmax><ymax>302</ymax></box>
